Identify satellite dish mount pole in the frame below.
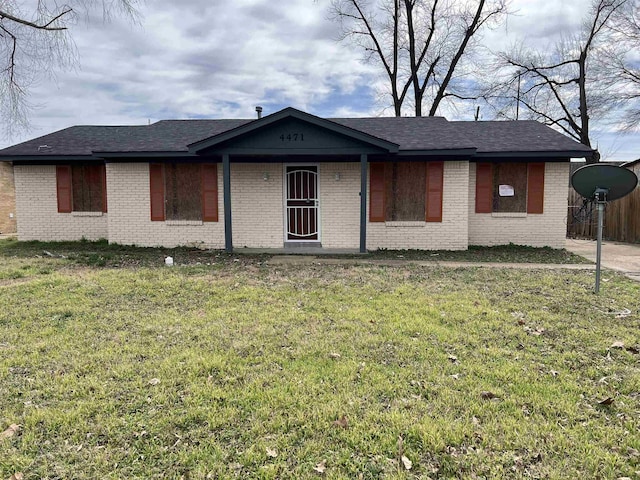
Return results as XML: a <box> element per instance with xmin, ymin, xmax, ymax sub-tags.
<box><xmin>571</xmin><ymin>163</ymin><xmax>638</xmax><ymax>294</ymax></box>
<box><xmin>593</xmin><ymin>188</ymin><xmax>608</xmax><ymax>294</ymax></box>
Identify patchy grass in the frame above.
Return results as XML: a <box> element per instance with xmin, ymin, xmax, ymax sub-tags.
<box><xmin>0</xmin><ymin>238</ymin><xmax>589</xmax><ymax>266</ymax></box>
<box><xmin>360</xmin><ymin>244</ymin><xmax>591</xmax><ymax>264</ymax></box>
<box><xmin>0</xmin><ymin>243</ymin><xmax>638</xmax><ymax>479</ymax></box>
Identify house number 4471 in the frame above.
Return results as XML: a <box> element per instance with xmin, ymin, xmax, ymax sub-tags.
<box><xmin>279</xmin><ymin>133</ymin><xmax>304</xmax><ymax>142</ymax></box>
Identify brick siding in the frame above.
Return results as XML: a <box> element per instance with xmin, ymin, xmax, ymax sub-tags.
<box><xmin>106</xmin><ymin>163</ymin><xmax>225</xmax><ymax>248</ymax></box>
<box><xmin>14</xmin><ymin>165</ymin><xmax>108</xmax><ymax>241</ymax></box>
<box><xmin>468</xmin><ymin>162</ymin><xmax>569</xmax><ymax>248</ymax></box>
<box><xmin>367</xmin><ymin>161</ymin><xmax>469</xmax><ymax>251</ymax></box>
<box><xmin>0</xmin><ymin>162</ymin><xmax>16</xmax><ymax>233</ymax></box>
<box><xmin>13</xmin><ymin>160</ymin><xmax>570</xmax><ymax>250</ymax></box>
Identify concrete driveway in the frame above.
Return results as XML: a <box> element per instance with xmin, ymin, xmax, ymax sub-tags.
<box><xmin>566</xmin><ymin>238</ymin><xmax>640</xmax><ymax>281</ymax></box>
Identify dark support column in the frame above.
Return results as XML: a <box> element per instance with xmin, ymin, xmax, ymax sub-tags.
<box><xmin>360</xmin><ymin>153</ymin><xmax>368</xmax><ymax>253</ymax></box>
<box><xmin>223</xmin><ymin>153</ymin><xmax>233</xmax><ymax>253</ymax></box>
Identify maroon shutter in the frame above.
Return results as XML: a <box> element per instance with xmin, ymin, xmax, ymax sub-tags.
<box><xmin>201</xmin><ymin>163</ymin><xmax>218</xmax><ymax>222</ymax></box>
<box><xmin>425</xmin><ymin>161</ymin><xmax>444</xmax><ymax>222</ymax></box>
<box><xmin>475</xmin><ymin>163</ymin><xmax>493</xmax><ymax>213</ymax></box>
<box><xmin>56</xmin><ymin>165</ymin><xmax>72</xmax><ymax>213</ymax></box>
<box><xmin>527</xmin><ymin>163</ymin><xmax>545</xmax><ymax>214</ymax></box>
<box><xmin>149</xmin><ymin>164</ymin><xmax>165</xmax><ymax>221</ymax></box>
<box><xmin>369</xmin><ymin>162</ymin><xmax>386</xmax><ymax>222</ymax></box>
<box><xmin>101</xmin><ymin>164</ymin><xmax>108</xmax><ymax>213</ymax></box>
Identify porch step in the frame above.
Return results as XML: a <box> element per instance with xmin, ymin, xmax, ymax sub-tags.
<box><xmin>284</xmin><ymin>241</ymin><xmax>322</xmax><ymax>249</ymax></box>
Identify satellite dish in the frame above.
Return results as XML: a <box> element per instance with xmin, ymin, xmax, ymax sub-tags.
<box><xmin>570</xmin><ymin>163</ymin><xmax>638</xmax><ymax>294</ymax></box>
<box><xmin>571</xmin><ymin>164</ymin><xmax>638</xmax><ymax>201</ymax></box>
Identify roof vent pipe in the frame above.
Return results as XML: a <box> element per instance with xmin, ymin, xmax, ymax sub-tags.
<box><xmin>255</xmin><ymin>106</ymin><xmax>263</xmax><ymax>119</ymax></box>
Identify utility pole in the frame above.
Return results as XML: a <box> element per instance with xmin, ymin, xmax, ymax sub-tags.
<box><xmin>516</xmin><ymin>70</ymin><xmax>522</xmax><ymax>120</ymax></box>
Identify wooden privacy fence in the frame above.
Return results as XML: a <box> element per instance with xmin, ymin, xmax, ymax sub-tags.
<box><xmin>567</xmin><ymin>178</ymin><xmax>640</xmax><ymax>243</ymax></box>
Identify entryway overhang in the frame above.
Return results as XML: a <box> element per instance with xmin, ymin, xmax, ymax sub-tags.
<box><xmin>186</xmin><ymin>107</ymin><xmax>399</xmax><ymax>255</ymax></box>
<box><xmin>187</xmin><ymin>107</ymin><xmax>399</xmax><ymax>156</ymax></box>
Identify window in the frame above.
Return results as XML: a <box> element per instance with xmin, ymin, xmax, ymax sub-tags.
<box><xmin>165</xmin><ymin>163</ymin><xmax>202</xmax><ymax>220</ymax></box>
<box><xmin>56</xmin><ymin>164</ymin><xmax>106</xmax><ymax>213</ymax></box>
<box><xmin>149</xmin><ymin>163</ymin><xmax>218</xmax><ymax>222</ymax></box>
<box><xmin>475</xmin><ymin>162</ymin><xmax>545</xmax><ymax>214</ymax></box>
<box><xmin>369</xmin><ymin>161</ymin><xmax>443</xmax><ymax>223</ymax></box>
<box><xmin>493</xmin><ymin>163</ymin><xmax>527</xmax><ymax>213</ymax></box>
<box><xmin>386</xmin><ymin>162</ymin><xmax>426</xmax><ymax>221</ymax></box>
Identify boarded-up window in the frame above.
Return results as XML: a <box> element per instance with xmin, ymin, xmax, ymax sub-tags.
<box><xmin>385</xmin><ymin>162</ymin><xmax>426</xmax><ymax>221</ymax></box>
<box><xmin>70</xmin><ymin>165</ymin><xmax>106</xmax><ymax>212</ymax></box>
<box><xmin>165</xmin><ymin>163</ymin><xmax>203</xmax><ymax>221</ymax></box>
<box><xmin>493</xmin><ymin>163</ymin><xmax>527</xmax><ymax>213</ymax></box>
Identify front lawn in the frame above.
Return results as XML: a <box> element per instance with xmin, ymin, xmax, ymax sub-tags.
<box><xmin>0</xmin><ymin>242</ymin><xmax>638</xmax><ymax>479</ymax></box>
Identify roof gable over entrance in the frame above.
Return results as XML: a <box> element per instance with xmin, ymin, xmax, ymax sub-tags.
<box><xmin>188</xmin><ymin>107</ymin><xmax>399</xmax><ymax>155</ymax></box>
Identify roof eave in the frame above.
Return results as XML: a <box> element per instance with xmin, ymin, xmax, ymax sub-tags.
<box><xmin>474</xmin><ymin>150</ymin><xmax>593</xmax><ymax>159</ymax></box>
<box><xmin>93</xmin><ymin>151</ymin><xmax>196</xmax><ymax>158</ymax></box>
<box><xmin>0</xmin><ymin>154</ymin><xmax>96</xmax><ymax>162</ymax></box>
<box><xmin>397</xmin><ymin>148</ymin><xmax>476</xmax><ymax>157</ymax></box>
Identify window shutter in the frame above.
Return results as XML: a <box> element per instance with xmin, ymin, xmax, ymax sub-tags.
<box><xmin>201</xmin><ymin>163</ymin><xmax>218</xmax><ymax>222</ymax></box>
<box><xmin>475</xmin><ymin>163</ymin><xmax>493</xmax><ymax>213</ymax></box>
<box><xmin>425</xmin><ymin>162</ymin><xmax>444</xmax><ymax>222</ymax></box>
<box><xmin>56</xmin><ymin>165</ymin><xmax>72</xmax><ymax>213</ymax></box>
<box><xmin>527</xmin><ymin>162</ymin><xmax>545</xmax><ymax>214</ymax></box>
<box><xmin>101</xmin><ymin>164</ymin><xmax>108</xmax><ymax>213</ymax></box>
<box><xmin>369</xmin><ymin>162</ymin><xmax>385</xmax><ymax>222</ymax></box>
<box><xmin>149</xmin><ymin>164</ymin><xmax>165</xmax><ymax>221</ymax></box>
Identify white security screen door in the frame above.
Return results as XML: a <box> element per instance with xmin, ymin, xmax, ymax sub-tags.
<box><xmin>285</xmin><ymin>166</ymin><xmax>319</xmax><ymax>241</ymax></box>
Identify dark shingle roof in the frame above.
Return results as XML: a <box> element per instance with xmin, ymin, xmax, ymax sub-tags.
<box><xmin>449</xmin><ymin>120</ymin><xmax>593</xmax><ymax>154</ymax></box>
<box><xmin>331</xmin><ymin>117</ymin><xmax>476</xmax><ymax>151</ymax></box>
<box><xmin>0</xmin><ymin>110</ymin><xmax>593</xmax><ymax>158</ymax></box>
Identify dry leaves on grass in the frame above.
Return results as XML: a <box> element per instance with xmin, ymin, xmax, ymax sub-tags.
<box><xmin>313</xmin><ymin>460</ymin><xmax>326</xmax><ymax>474</ymax></box>
<box><xmin>8</xmin><ymin>473</ymin><xmax>24</xmax><ymax>480</ymax></box>
<box><xmin>266</xmin><ymin>447</ymin><xmax>278</xmax><ymax>458</ymax></box>
<box><xmin>610</xmin><ymin>341</ymin><xmax>640</xmax><ymax>354</ymax></box>
<box><xmin>523</xmin><ymin>326</ymin><xmax>545</xmax><ymax>336</ymax></box>
<box><xmin>333</xmin><ymin>415</ymin><xmax>348</xmax><ymax>429</ymax></box>
<box><xmin>401</xmin><ymin>455</ymin><xmax>413</xmax><ymax>470</ymax></box>
<box><xmin>397</xmin><ymin>436</ymin><xmax>412</xmax><ymax>470</ymax></box>
<box><xmin>1</xmin><ymin>424</ymin><xmax>20</xmax><ymax>439</ymax></box>
<box><xmin>598</xmin><ymin>397</ymin><xmax>615</xmax><ymax>406</ymax></box>
<box><xmin>148</xmin><ymin>378</ymin><xmax>161</xmax><ymax>386</ymax></box>
<box><xmin>480</xmin><ymin>391</ymin><xmax>500</xmax><ymax>400</ymax></box>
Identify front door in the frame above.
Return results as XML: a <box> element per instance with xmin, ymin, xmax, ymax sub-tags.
<box><xmin>285</xmin><ymin>165</ymin><xmax>319</xmax><ymax>241</ymax></box>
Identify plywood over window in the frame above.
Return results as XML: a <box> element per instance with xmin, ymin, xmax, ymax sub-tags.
<box><xmin>56</xmin><ymin>164</ymin><xmax>106</xmax><ymax>213</ymax></box>
<box><xmin>149</xmin><ymin>163</ymin><xmax>218</xmax><ymax>222</ymax></box>
<box><xmin>369</xmin><ymin>161</ymin><xmax>443</xmax><ymax>223</ymax></box>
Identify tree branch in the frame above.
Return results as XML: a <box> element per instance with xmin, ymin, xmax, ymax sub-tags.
<box><xmin>0</xmin><ymin>8</ymin><xmax>71</xmax><ymax>31</ymax></box>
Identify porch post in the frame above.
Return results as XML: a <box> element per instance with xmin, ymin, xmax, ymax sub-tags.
<box><xmin>223</xmin><ymin>153</ymin><xmax>233</xmax><ymax>253</ymax></box>
<box><xmin>360</xmin><ymin>153</ymin><xmax>367</xmax><ymax>253</ymax></box>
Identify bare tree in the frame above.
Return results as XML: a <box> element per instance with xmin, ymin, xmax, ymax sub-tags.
<box><xmin>482</xmin><ymin>0</ymin><xmax>629</xmax><ymax>162</ymax></box>
<box><xmin>329</xmin><ymin>0</ymin><xmax>509</xmax><ymax>117</ymax></box>
<box><xmin>598</xmin><ymin>0</ymin><xmax>640</xmax><ymax>130</ymax></box>
<box><xmin>0</xmin><ymin>1</ymin><xmax>141</xmax><ymax>138</ymax></box>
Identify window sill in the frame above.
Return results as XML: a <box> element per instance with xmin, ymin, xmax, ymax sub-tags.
<box><xmin>384</xmin><ymin>221</ymin><xmax>425</xmax><ymax>228</ymax></box>
<box><xmin>71</xmin><ymin>211</ymin><xmax>104</xmax><ymax>217</ymax></box>
<box><xmin>491</xmin><ymin>212</ymin><xmax>527</xmax><ymax>218</ymax></box>
<box><xmin>165</xmin><ymin>220</ymin><xmax>203</xmax><ymax>226</ymax></box>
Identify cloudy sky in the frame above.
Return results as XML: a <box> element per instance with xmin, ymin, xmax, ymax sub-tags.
<box><xmin>4</xmin><ymin>0</ymin><xmax>640</xmax><ymax>161</ymax></box>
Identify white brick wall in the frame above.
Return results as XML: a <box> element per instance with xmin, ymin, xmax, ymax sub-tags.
<box><xmin>14</xmin><ymin>160</ymin><xmax>569</xmax><ymax>250</ymax></box>
<box><xmin>320</xmin><ymin>162</ymin><xmax>360</xmax><ymax>248</ymax></box>
<box><xmin>468</xmin><ymin>162</ymin><xmax>569</xmax><ymax>248</ymax></box>
<box><xmin>231</xmin><ymin>163</ymin><xmax>284</xmax><ymax>248</ymax></box>
<box><xmin>106</xmin><ymin>163</ymin><xmax>225</xmax><ymax>248</ymax></box>
<box><xmin>367</xmin><ymin>161</ymin><xmax>470</xmax><ymax>251</ymax></box>
<box><xmin>14</xmin><ymin>165</ymin><xmax>108</xmax><ymax>241</ymax></box>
